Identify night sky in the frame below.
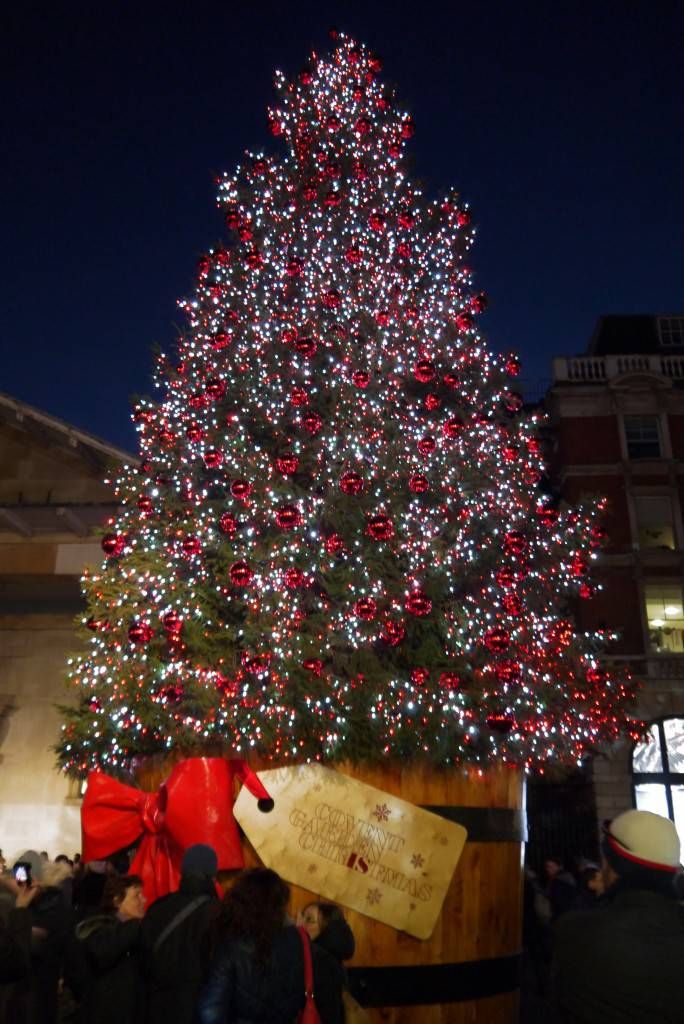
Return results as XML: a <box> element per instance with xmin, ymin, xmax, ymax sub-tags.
<box><xmin>4</xmin><ymin>1</ymin><xmax>683</xmax><ymax>452</ymax></box>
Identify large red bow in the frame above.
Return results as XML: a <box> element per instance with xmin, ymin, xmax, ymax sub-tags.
<box><xmin>81</xmin><ymin>757</ymin><xmax>271</xmax><ymax>903</ymax></box>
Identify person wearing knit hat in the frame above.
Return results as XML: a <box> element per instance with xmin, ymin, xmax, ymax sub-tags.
<box><xmin>553</xmin><ymin>808</ymin><xmax>684</xmax><ymax>1024</ymax></box>
<box><xmin>140</xmin><ymin>843</ymin><xmax>219</xmax><ymax>1024</ymax></box>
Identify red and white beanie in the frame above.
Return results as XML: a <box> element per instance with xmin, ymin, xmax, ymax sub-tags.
<box><xmin>604</xmin><ymin>809</ymin><xmax>681</xmax><ymax>874</ymax></box>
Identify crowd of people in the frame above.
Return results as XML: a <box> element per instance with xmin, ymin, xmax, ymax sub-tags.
<box><xmin>0</xmin><ymin>844</ymin><xmax>361</xmax><ymax>1024</ymax></box>
<box><xmin>1</xmin><ymin>807</ymin><xmax>684</xmax><ymax>1023</ymax></box>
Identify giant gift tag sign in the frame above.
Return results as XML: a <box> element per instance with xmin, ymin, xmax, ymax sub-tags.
<box><xmin>234</xmin><ymin>764</ymin><xmax>467</xmax><ymax>940</ymax></box>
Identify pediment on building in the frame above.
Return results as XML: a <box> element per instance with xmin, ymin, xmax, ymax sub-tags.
<box><xmin>608</xmin><ymin>371</ymin><xmax>672</xmax><ymax>391</ymax></box>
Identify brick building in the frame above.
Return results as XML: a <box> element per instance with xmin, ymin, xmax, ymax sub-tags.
<box><xmin>546</xmin><ymin>315</ymin><xmax>684</xmax><ymax>845</ymax></box>
<box><xmin>0</xmin><ymin>393</ymin><xmax>131</xmax><ymax>860</ymax></box>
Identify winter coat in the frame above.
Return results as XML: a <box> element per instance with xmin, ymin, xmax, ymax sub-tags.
<box><xmin>74</xmin><ymin>913</ymin><xmax>144</xmax><ymax>1024</ymax></box>
<box><xmin>139</xmin><ymin>875</ymin><xmax>218</xmax><ymax>1024</ymax></box>
<box><xmin>553</xmin><ymin>883</ymin><xmax>684</xmax><ymax>1024</ymax></box>
<box><xmin>0</xmin><ymin>908</ymin><xmax>32</xmax><ymax>1024</ymax></box>
<box><xmin>314</xmin><ymin>917</ymin><xmax>355</xmax><ymax>965</ymax></box>
<box><xmin>0</xmin><ymin>886</ymin><xmax>71</xmax><ymax>1024</ymax></box>
<box><xmin>196</xmin><ymin>925</ymin><xmax>344</xmax><ymax>1024</ymax></box>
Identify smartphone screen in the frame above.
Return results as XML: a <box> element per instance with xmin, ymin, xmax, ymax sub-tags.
<box><xmin>14</xmin><ymin>865</ymin><xmax>28</xmax><ymax>884</ymax></box>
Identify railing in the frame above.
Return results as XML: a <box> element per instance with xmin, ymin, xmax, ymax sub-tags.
<box><xmin>552</xmin><ymin>354</ymin><xmax>684</xmax><ymax>384</ymax></box>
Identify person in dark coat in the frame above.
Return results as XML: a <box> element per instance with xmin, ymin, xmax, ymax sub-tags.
<box><xmin>553</xmin><ymin>808</ymin><xmax>684</xmax><ymax>1024</ymax></box>
<box><xmin>73</xmin><ymin>874</ymin><xmax>146</xmax><ymax>1024</ymax></box>
<box><xmin>140</xmin><ymin>843</ymin><xmax>219</xmax><ymax>1024</ymax></box>
<box><xmin>298</xmin><ymin>902</ymin><xmax>355</xmax><ymax>968</ymax></box>
<box><xmin>197</xmin><ymin>868</ymin><xmax>343</xmax><ymax>1024</ymax></box>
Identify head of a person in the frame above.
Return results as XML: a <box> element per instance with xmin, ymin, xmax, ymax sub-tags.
<box><xmin>579</xmin><ymin>865</ymin><xmax>604</xmax><ymax>899</ymax></box>
<box><xmin>181</xmin><ymin>844</ymin><xmax>218</xmax><ymax>882</ymax></box>
<box><xmin>55</xmin><ymin>854</ymin><xmax>73</xmax><ymax>870</ymax></box>
<box><xmin>299</xmin><ymin>901</ymin><xmax>344</xmax><ymax>941</ymax></box>
<box><xmin>544</xmin><ymin>856</ymin><xmax>564</xmax><ymax>880</ymax></box>
<box><xmin>14</xmin><ymin>850</ymin><xmax>44</xmax><ymax>885</ymax></box>
<box><xmin>218</xmin><ymin>868</ymin><xmax>289</xmax><ymax>961</ymax></box>
<box><xmin>101</xmin><ymin>874</ymin><xmax>146</xmax><ymax>920</ymax></box>
<box><xmin>602</xmin><ymin>809</ymin><xmax>681</xmax><ymax>896</ymax></box>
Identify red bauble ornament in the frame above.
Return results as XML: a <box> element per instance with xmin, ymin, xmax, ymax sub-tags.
<box><xmin>368</xmin><ymin>212</ymin><xmax>385</xmax><ymax>232</ymax></box>
<box><xmin>322</xmin><ymin>289</ymin><xmax>341</xmax><ymax>310</ymax></box>
<box><xmin>159</xmin><ymin>429</ymin><xmax>176</xmax><ymax>448</ymax></box>
<box><xmin>503</xmin><ymin>446</ymin><xmax>518</xmax><ymax>463</ymax></box>
<box><xmin>425</xmin><ymin>393</ymin><xmax>441</xmax><ymax>411</ymax></box>
<box><xmin>326</xmin><ymin>115</ymin><xmax>341</xmax><ymax>132</ymax></box>
<box><xmin>345</xmin><ymin>246</ymin><xmax>362</xmax><ymax>265</ymax></box>
<box><xmin>571</xmin><ymin>556</ymin><xmax>589</xmax><ymax>578</ymax></box>
<box><xmin>324</xmin><ymin>190</ymin><xmax>342</xmax><ymax>208</ymax></box>
<box><xmin>375</xmin><ymin>310</ymin><xmax>390</xmax><ymax>327</ymax></box>
<box><xmin>408</xmin><ymin>473</ymin><xmax>429</xmax><ymax>494</ymax></box>
<box><xmin>162</xmin><ymin>611</ymin><xmax>183</xmax><ymax>634</ymax></box>
<box><xmin>443</xmin><ymin>417</ymin><xmax>465</xmax><ymax>439</ymax></box>
<box><xmin>536</xmin><ymin>506</ymin><xmax>558</xmax><ymax>527</ymax></box>
<box><xmin>203</xmin><ymin>448</ymin><xmax>223</xmax><ymax>469</ymax></box>
<box><xmin>495</xmin><ymin>660</ymin><xmax>521</xmax><ymax>684</ymax></box>
<box><xmin>486</xmin><ymin>714</ymin><xmax>514</xmax><ymax>734</ymax></box>
<box><xmin>439</xmin><ymin>671</ymin><xmax>460</xmax><ymax>689</ymax></box>
<box><xmin>484</xmin><ymin>627</ymin><xmax>511</xmax><ymax>653</ymax></box>
<box><xmin>186</xmin><ymin>423</ymin><xmax>204</xmax><ymax>443</ymax></box>
<box><xmin>302</xmin><ymin>411</ymin><xmax>323</xmax><ymax>435</ymax></box>
<box><xmin>496</xmin><ymin>568</ymin><xmax>517</xmax><ymax>589</ymax></box>
<box><xmin>205</xmin><ymin>378</ymin><xmax>226</xmax><ymax>401</ymax></box>
<box><xmin>128</xmin><ymin>622</ymin><xmax>154</xmax><ymax>645</ymax></box>
<box><xmin>340</xmin><ymin>471</ymin><xmax>364</xmax><ymax>495</ymax></box>
<box><xmin>225</xmin><ymin>209</ymin><xmax>239</xmax><ymax>229</ymax></box>
<box><xmin>230</xmin><ymin>561</ymin><xmax>253</xmax><ymax>586</ymax></box>
<box><xmin>590</xmin><ymin>525</ymin><xmax>608</xmax><ymax>548</ymax></box>
<box><xmin>443</xmin><ymin>372</ymin><xmax>460</xmax><ymax>390</ymax></box>
<box><xmin>456</xmin><ymin>209</ymin><xmax>471</xmax><ymax>227</ymax></box>
<box><xmin>284</xmin><ymin>568</ymin><xmax>306</xmax><ymax>589</ymax></box>
<box><xmin>352</xmin><ymin>371</ymin><xmax>370</xmax><ymax>388</ymax></box>
<box><xmin>286</xmin><ymin>257</ymin><xmax>303</xmax><ymax>277</ymax></box>
<box><xmin>137</xmin><ymin>496</ymin><xmax>153</xmax><ymax>517</ymax></box>
<box><xmin>299</xmin><ymin>69</ymin><xmax>313</xmax><ymax>85</ymax></box>
<box><xmin>295</xmin><ymin>336</ymin><xmax>317</xmax><ymax>358</ymax></box>
<box><xmin>325</xmin><ymin>533</ymin><xmax>344</xmax><ymax>555</ymax></box>
<box><xmin>303</xmin><ymin>658</ymin><xmax>324</xmax><ymax>676</ymax></box>
<box><xmin>382</xmin><ymin>619</ymin><xmax>406</xmax><ymax>647</ymax></box>
<box><xmin>405</xmin><ymin>590</ymin><xmax>432</xmax><ymax>616</ymax></box>
<box><xmin>398</xmin><ymin>209</ymin><xmax>414</xmax><ymax>229</ymax></box>
<box><xmin>414</xmin><ymin>359</ymin><xmax>435</xmax><ymax>383</ymax></box>
<box><xmin>355</xmin><ymin>117</ymin><xmax>371</xmax><ymax>136</ymax></box>
<box><xmin>302</xmin><ymin>185</ymin><xmax>317</xmax><ymax>202</ymax></box>
<box><xmin>503</xmin><ymin>391</ymin><xmax>524</xmax><ymax>413</ymax></box>
<box><xmin>102</xmin><ymin>534</ymin><xmax>124</xmax><ymax>557</ymax></box>
<box><xmin>182</xmin><ymin>535</ymin><xmax>202</xmax><ymax>558</ymax></box>
<box><xmin>275</xmin><ymin>505</ymin><xmax>302</xmax><ymax>530</ymax></box>
<box><xmin>470</xmin><ymin>292</ymin><xmax>488</xmax><ymax>314</ymax></box>
<box><xmin>219</xmin><ymin>512</ymin><xmax>237</xmax><ymax>537</ymax></box>
<box><xmin>502</xmin><ymin>594</ymin><xmax>522</xmax><ymax>616</ymax></box>
<box><xmin>366</xmin><ymin>515</ymin><xmax>394</xmax><ymax>541</ymax></box>
<box><xmin>230</xmin><ymin>479</ymin><xmax>252</xmax><ymax>501</ymax></box>
<box><xmin>388</xmin><ymin>143</ymin><xmax>401</xmax><ymax>158</ymax></box>
<box><xmin>245</xmin><ymin>250</ymin><xmax>263</xmax><ymax>270</ymax></box>
<box><xmin>417</xmin><ymin>436</ymin><xmax>436</xmax><ymax>455</ymax></box>
<box><xmin>276</xmin><ymin>455</ymin><xmax>298</xmax><ymax>476</ymax></box>
<box><xmin>503</xmin><ymin>531</ymin><xmax>527</xmax><ymax>556</ymax></box>
<box><xmin>455</xmin><ymin>312</ymin><xmax>473</xmax><ymax>332</ymax></box>
<box><xmin>354</xmin><ymin>597</ymin><xmax>377</xmax><ymax>620</ymax></box>
<box><xmin>411</xmin><ymin>668</ymin><xmax>429</xmax><ymax>686</ymax></box>
<box><xmin>586</xmin><ymin>667</ymin><xmax>608</xmax><ymax>686</ymax></box>
<box><xmin>401</xmin><ymin>118</ymin><xmax>415</xmax><ymax>139</ymax></box>
<box><xmin>88</xmin><ymin>697</ymin><xmax>101</xmax><ymax>711</ymax></box>
<box><xmin>86</xmin><ymin>617</ymin><xmax>108</xmax><ymax>632</ymax></box>
<box><xmin>210</xmin><ymin>331</ymin><xmax>231</xmax><ymax>351</ymax></box>
<box><xmin>505</xmin><ymin>355</ymin><xmax>521</xmax><ymax>377</ymax></box>
<box><xmin>282</xmin><ymin>327</ymin><xmax>298</xmax><ymax>345</ymax></box>
<box><xmin>238</xmin><ymin>225</ymin><xmax>253</xmax><ymax>242</ymax></box>
<box><xmin>579</xmin><ymin>582</ymin><xmax>595</xmax><ymax>600</ymax></box>
<box><xmin>290</xmin><ymin>386</ymin><xmax>308</xmax><ymax>407</ymax></box>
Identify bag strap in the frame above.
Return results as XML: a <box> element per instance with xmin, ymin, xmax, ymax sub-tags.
<box><xmin>152</xmin><ymin>895</ymin><xmax>209</xmax><ymax>954</ymax></box>
<box><xmin>297</xmin><ymin>926</ymin><xmax>315</xmax><ymax>999</ymax></box>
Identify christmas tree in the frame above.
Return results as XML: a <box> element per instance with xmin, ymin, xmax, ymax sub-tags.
<box><xmin>58</xmin><ymin>33</ymin><xmax>639</xmax><ymax>777</ymax></box>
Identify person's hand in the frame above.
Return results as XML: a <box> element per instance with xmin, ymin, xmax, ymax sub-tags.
<box><xmin>15</xmin><ymin>884</ymin><xmax>40</xmax><ymax>909</ymax></box>
<box><xmin>0</xmin><ymin>875</ymin><xmax>20</xmax><ymax>898</ymax></box>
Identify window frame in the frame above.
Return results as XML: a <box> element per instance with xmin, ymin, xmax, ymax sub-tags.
<box><xmin>657</xmin><ymin>316</ymin><xmax>684</xmax><ymax>349</ymax></box>
<box><xmin>643</xmin><ymin>581</ymin><xmax>684</xmax><ymax>654</ymax></box>
<box><xmin>631</xmin><ymin>716</ymin><xmax>684</xmax><ymax>824</ymax></box>
<box><xmin>623</xmin><ymin>414</ymin><xmax>662</xmax><ymax>460</ymax></box>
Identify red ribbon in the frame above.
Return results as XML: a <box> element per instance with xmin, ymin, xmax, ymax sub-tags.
<box><xmin>81</xmin><ymin>757</ymin><xmax>271</xmax><ymax>903</ymax></box>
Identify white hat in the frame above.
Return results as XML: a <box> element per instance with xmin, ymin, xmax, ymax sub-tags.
<box><xmin>606</xmin><ymin>809</ymin><xmax>681</xmax><ymax>873</ymax></box>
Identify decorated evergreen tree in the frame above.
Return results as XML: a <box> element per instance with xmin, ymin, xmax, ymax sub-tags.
<box><xmin>58</xmin><ymin>33</ymin><xmax>640</xmax><ymax>778</ymax></box>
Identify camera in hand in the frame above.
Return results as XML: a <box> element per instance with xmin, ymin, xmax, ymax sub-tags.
<box><xmin>13</xmin><ymin>862</ymin><xmax>32</xmax><ymax>886</ymax></box>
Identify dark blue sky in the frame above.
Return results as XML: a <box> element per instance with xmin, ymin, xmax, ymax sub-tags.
<box><xmin>4</xmin><ymin>1</ymin><xmax>683</xmax><ymax>451</ymax></box>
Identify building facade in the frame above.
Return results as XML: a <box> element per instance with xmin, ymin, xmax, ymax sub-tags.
<box><xmin>547</xmin><ymin>315</ymin><xmax>684</xmax><ymax>844</ymax></box>
<box><xmin>0</xmin><ymin>393</ymin><xmax>130</xmax><ymax>861</ymax></box>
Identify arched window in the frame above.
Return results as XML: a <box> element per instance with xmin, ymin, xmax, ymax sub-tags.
<box><xmin>631</xmin><ymin>717</ymin><xmax>684</xmax><ymax>846</ymax></box>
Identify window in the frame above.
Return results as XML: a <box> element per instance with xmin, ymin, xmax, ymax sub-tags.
<box><xmin>645</xmin><ymin>584</ymin><xmax>684</xmax><ymax>653</ymax></box>
<box><xmin>634</xmin><ymin>496</ymin><xmax>675</xmax><ymax>550</ymax></box>
<box><xmin>632</xmin><ymin>718</ymin><xmax>684</xmax><ymax>849</ymax></box>
<box><xmin>658</xmin><ymin>317</ymin><xmax>684</xmax><ymax>348</ymax></box>
<box><xmin>624</xmin><ymin>416</ymin><xmax>661</xmax><ymax>459</ymax></box>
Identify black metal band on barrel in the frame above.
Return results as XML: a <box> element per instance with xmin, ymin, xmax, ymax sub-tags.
<box><xmin>420</xmin><ymin>804</ymin><xmax>527</xmax><ymax>842</ymax></box>
<box><xmin>348</xmin><ymin>954</ymin><xmax>521</xmax><ymax>1006</ymax></box>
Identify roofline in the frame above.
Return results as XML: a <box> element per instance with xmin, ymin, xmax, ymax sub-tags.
<box><xmin>0</xmin><ymin>391</ymin><xmax>137</xmax><ymax>464</ymax></box>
